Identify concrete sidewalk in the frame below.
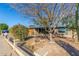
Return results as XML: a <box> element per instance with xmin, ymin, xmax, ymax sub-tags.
<box><xmin>0</xmin><ymin>36</ymin><xmax>18</xmax><ymax>56</ymax></box>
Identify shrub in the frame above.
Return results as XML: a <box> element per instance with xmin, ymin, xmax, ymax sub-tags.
<box><xmin>10</xmin><ymin>24</ymin><xmax>28</xmax><ymax>41</ymax></box>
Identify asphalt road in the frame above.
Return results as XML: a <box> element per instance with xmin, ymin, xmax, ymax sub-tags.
<box><xmin>55</xmin><ymin>40</ymin><xmax>79</xmax><ymax>56</ymax></box>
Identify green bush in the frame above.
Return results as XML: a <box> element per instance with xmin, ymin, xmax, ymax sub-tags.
<box><xmin>10</xmin><ymin>24</ymin><xmax>28</xmax><ymax>41</ymax></box>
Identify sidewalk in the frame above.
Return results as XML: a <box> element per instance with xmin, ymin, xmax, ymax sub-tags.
<box><xmin>0</xmin><ymin>36</ymin><xmax>18</xmax><ymax>56</ymax></box>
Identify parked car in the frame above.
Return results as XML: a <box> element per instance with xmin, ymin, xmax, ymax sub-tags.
<box><xmin>2</xmin><ymin>30</ymin><xmax>9</xmax><ymax>38</ymax></box>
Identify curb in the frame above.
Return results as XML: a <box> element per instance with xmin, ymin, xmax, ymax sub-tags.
<box><xmin>4</xmin><ymin>37</ymin><xmax>30</xmax><ymax>56</ymax></box>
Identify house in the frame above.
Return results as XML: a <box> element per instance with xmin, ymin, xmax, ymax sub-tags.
<box><xmin>27</xmin><ymin>26</ymin><xmax>77</xmax><ymax>39</ymax></box>
<box><xmin>28</xmin><ymin>27</ymin><xmax>65</xmax><ymax>36</ymax></box>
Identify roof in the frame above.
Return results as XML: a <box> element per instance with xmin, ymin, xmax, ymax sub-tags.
<box><xmin>27</xmin><ymin>26</ymin><xmax>67</xmax><ymax>29</ymax></box>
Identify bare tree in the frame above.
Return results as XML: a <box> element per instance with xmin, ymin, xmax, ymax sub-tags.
<box><xmin>10</xmin><ymin>3</ymin><xmax>74</xmax><ymax>42</ymax></box>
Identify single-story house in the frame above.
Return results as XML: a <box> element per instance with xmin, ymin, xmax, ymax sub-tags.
<box><xmin>27</xmin><ymin>26</ymin><xmax>76</xmax><ymax>38</ymax></box>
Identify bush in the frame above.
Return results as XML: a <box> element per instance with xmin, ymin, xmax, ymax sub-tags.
<box><xmin>10</xmin><ymin>24</ymin><xmax>28</xmax><ymax>41</ymax></box>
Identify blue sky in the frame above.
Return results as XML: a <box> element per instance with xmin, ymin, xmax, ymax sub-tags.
<box><xmin>0</xmin><ymin>3</ymin><xmax>33</xmax><ymax>27</ymax></box>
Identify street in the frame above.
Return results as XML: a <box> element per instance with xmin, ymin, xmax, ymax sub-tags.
<box><xmin>55</xmin><ymin>39</ymin><xmax>79</xmax><ymax>56</ymax></box>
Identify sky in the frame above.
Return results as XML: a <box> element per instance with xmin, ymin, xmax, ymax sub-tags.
<box><xmin>0</xmin><ymin>3</ymin><xmax>33</xmax><ymax>27</ymax></box>
<box><xmin>0</xmin><ymin>3</ymin><xmax>76</xmax><ymax>28</ymax></box>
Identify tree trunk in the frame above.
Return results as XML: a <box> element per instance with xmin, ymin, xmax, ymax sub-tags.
<box><xmin>48</xmin><ymin>27</ymin><xmax>55</xmax><ymax>43</ymax></box>
<box><xmin>49</xmin><ymin>32</ymin><xmax>52</xmax><ymax>41</ymax></box>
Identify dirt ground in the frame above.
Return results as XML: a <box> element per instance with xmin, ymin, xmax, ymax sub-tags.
<box><xmin>22</xmin><ymin>35</ymin><xmax>79</xmax><ymax>56</ymax></box>
<box><xmin>23</xmin><ymin>37</ymin><xmax>70</xmax><ymax>56</ymax></box>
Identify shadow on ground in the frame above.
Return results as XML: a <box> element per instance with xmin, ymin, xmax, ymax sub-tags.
<box><xmin>25</xmin><ymin>36</ymin><xmax>34</xmax><ymax>41</ymax></box>
<box><xmin>55</xmin><ymin>40</ymin><xmax>79</xmax><ymax>56</ymax></box>
<box><xmin>25</xmin><ymin>35</ymin><xmax>49</xmax><ymax>41</ymax></box>
<box><xmin>9</xmin><ymin>37</ymin><xmax>14</xmax><ymax>43</ymax></box>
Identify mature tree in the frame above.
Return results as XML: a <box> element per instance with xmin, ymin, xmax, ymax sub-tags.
<box><xmin>0</xmin><ymin>23</ymin><xmax>9</xmax><ymax>34</ymax></box>
<box><xmin>10</xmin><ymin>3</ymin><xmax>74</xmax><ymax>41</ymax></box>
<box><xmin>0</xmin><ymin>23</ymin><xmax>8</xmax><ymax>30</ymax></box>
<box><xmin>10</xmin><ymin>24</ymin><xmax>28</xmax><ymax>41</ymax></box>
